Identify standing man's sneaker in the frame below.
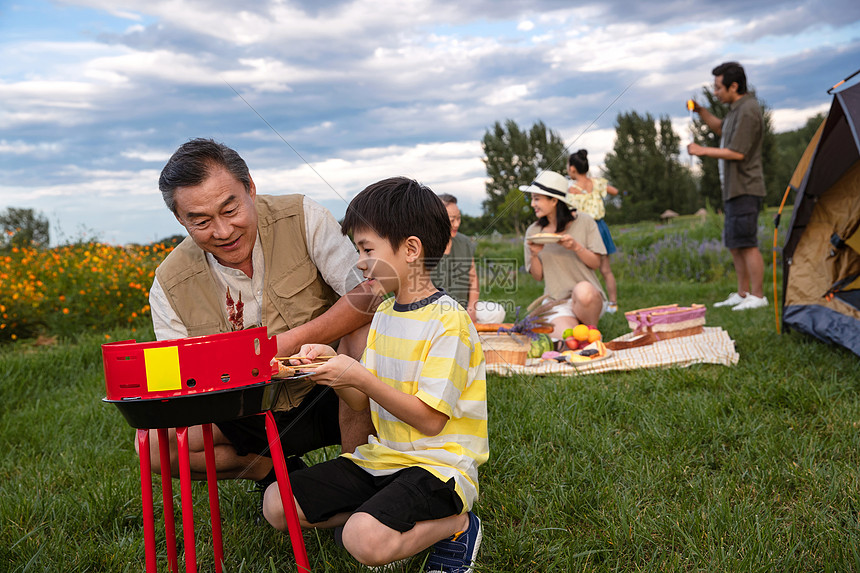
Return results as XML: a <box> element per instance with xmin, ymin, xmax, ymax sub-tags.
<box><xmin>732</xmin><ymin>294</ymin><xmax>768</xmax><ymax>311</ymax></box>
<box><xmin>713</xmin><ymin>292</ymin><xmax>746</xmax><ymax>307</ymax></box>
<box><xmin>426</xmin><ymin>512</ymin><xmax>482</xmax><ymax>573</ymax></box>
<box><xmin>606</xmin><ymin>302</ymin><xmax>618</xmax><ymax>314</ymax></box>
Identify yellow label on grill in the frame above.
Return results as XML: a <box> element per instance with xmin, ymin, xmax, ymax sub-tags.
<box><xmin>144</xmin><ymin>346</ymin><xmax>182</xmax><ymax>392</ymax></box>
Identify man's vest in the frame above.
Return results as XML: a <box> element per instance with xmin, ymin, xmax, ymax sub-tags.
<box><xmin>155</xmin><ymin>194</ymin><xmax>339</xmax><ymax>408</ymax></box>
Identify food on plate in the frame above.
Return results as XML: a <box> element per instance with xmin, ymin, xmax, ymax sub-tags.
<box><xmin>543</xmin><ymin>340</ymin><xmax>608</xmax><ymax>364</ymax></box>
<box><xmin>541</xmin><ymin>350</ymin><xmax>561</xmax><ymax>360</ymax></box>
<box><xmin>526</xmin><ymin>232</ymin><xmax>563</xmax><ymax>244</ymax></box>
<box><xmin>273</xmin><ymin>361</ymin><xmax>296</xmax><ymax>378</ymax></box>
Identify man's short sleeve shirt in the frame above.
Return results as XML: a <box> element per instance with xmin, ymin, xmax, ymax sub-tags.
<box><xmin>720</xmin><ymin>95</ymin><xmax>766</xmax><ymax>201</ymax></box>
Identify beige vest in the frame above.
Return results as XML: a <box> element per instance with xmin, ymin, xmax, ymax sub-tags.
<box><xmin>155</xmin><ymin>194</ymin><xmax>339</xmax><ymax>407</ymax></box>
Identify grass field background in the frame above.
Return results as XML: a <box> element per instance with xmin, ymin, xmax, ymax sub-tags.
<box><xmin>3</xmin><ymin>210</ymin><xmax>860</xmax><ymax>572</ymax></box>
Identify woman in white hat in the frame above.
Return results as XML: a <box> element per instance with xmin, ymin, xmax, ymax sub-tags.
<box><xmin>522</xmin><ymin>171</ymin><xmax>607</xmax><ymax>337</ymax></box>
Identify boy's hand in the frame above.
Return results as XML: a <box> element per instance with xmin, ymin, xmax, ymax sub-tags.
<box><xmin>308</xmin><ymin>354</ymin><xmax>363</xmax><ymax>390</ymax></box>
<box><xmin>308</xmin><ymin>354</ymin><xmax>370</xmax><ymax>412</ymax></box>
<box><xmin>289</xmin><ymin>343</ymin><xmax>336</xmax><ymax>365</ymax></box>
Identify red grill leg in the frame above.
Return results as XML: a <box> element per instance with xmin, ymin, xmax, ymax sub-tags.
<box><xmin>136</xmin><ymin>429</ymin><xmax>157</xmax><ymax>573</ymax></box>
<box><xmin>156</xmin><ymin>428</ymin><xmax>179</xmax><ymax>573</ymax></box>
<box><xmin>263</xmin><ymin>411</ymin><xmax>311</xmax><ymax>572</ymax></box>
<box><xmin>202</xmin><ymin>423</ymin><xmax>224</xmax><ymax>573</ymax></box>
<box><xmin>176</xmin><ymin>426</ymin><xmax>197</xmax><ymax>573</ymax></box>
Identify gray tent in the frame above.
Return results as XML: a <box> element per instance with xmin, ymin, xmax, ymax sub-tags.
<box><xmin>781</xmin><ymin>73</ymin><xmax>860</xmax><ymax>356</ymax></box>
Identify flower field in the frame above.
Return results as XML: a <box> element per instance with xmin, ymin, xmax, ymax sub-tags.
<box><xmin>0</xmin><ymin>242</ymin><xmax>174</xmax><ymax>342</ymax></box>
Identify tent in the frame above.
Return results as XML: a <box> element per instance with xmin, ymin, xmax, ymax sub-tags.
<box><xmin>780</xmin><ymin>73</ymin><xmax>860</xmax><ymax>357</ymax></box>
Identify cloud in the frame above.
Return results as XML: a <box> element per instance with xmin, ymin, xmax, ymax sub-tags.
<box><xmin>770</xmin><ymin>103</ymin><xmax>830</xmax><ymax>132</ymax></box>
<box><xmin>0</xmin><ymin>140</ymin><xmax>64</xmax><ymax>156</ymax></box>
<box><xmin>120</xmin><ymin>148</ymin><xmax>173</xmax><ymax>162</ymax></box>
<box><xmin>3</xmin><ymin>0</ymin><xmax>860</xmax><ymax>245</ymax></box>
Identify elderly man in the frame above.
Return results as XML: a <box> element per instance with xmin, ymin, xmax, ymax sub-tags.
<box><xmin>139</xmin><ymin>138</ymin><xmax>378</xmax><ymax>487</ymax></box>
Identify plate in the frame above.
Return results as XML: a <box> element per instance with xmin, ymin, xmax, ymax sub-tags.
<box><xmin>564</xmin><ymin>347</ymin><xmax>613</xmax><ymax>367</ymax></box>
<box><xmin>527</xmin><ymin>233</ymin><xmax>562</xmax><ymax>244</ymax></box>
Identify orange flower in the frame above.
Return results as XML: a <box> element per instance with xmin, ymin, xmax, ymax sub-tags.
<box><xmin>63</xmin><ymin>308</ymin><xmax>70</xmax><ymax>314</ymax></box>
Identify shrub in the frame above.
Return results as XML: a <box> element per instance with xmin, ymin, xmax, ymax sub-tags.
<box><xmin>0</xmin><ymin>242</ymin><xmax>173</xmax><ymax>342</ymax></box>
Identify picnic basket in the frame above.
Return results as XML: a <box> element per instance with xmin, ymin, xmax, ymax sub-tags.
<box><xmin>606</xmin><ymin>304</ymin><xmax>706</xmax><ymax>350</ymax></box>
<box><xmin>479</xmin><ymin>332</ymin><xmax>532</xmax><ymax>365</ymax></box>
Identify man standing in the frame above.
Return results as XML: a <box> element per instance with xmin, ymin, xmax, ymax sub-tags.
<box><xmin>140</xmin><ymin>138</ymin><xmax>378</xmax><ymax>486</ymax></box>
<box><xmin>688</xmin><ymin>61</ymin><xmax>768</xmax><ymax>311</ymax></box>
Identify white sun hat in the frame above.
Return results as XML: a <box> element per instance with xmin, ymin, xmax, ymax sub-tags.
<box><xmin>519</xmin><ymin>171</ymin><xmax>576</xmax><ymax>208</ymax></box>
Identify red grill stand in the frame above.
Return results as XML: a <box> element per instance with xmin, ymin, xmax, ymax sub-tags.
<box><xmin>103</xmin><ymin>328</ymin><xmax>311</xmax><ymax>572</ymax></box>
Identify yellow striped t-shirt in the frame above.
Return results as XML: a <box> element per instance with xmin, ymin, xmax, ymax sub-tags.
<box><xmin>343</xmin><ymin>291</ymin><xmax>489</xmax><ymax>510</ymax></box>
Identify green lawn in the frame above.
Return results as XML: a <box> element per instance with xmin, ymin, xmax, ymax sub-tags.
<box><xmin>3</xmin><ymin>211</ymin><xmax>860</xmax><ymax>571</ymax></box>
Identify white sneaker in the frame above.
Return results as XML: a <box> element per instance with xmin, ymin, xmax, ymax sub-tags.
<box><xmin>713</xmin><ymin>292</ymin><xmax>746</xmax><ymax>307</ymax></box>
<box><xmin>732</xmin><ymin>294</ymin><xmax>769</xmax><ymax>311</ymax></box>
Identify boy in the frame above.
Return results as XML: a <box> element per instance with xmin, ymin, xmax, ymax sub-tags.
<box><xmin>263</xmin><ymin>177</ymin><xmax>489</xmax><ymax>572</ymax></box>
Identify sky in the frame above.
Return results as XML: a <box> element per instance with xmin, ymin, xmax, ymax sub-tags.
<box><xmin>1</xmin><ymin>0</ymin><xmax>859</xmax><ymax>246</ymax></box>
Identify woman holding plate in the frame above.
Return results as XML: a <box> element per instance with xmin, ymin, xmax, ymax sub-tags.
<box><xmin>522</xmin><ymin>171</ymin><xmax>607</xmax><ymax>338</ymax></box>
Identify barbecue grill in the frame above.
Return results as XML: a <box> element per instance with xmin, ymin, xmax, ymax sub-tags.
<box><xmin>102</xmin><ymin>327</ymin><xmax>311</xmax><ymax>572</ymax></box>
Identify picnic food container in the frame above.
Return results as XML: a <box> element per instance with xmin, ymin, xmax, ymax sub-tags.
<box><xmin>479</xmin><ymin>332</ymin><xmax>532</xmax><ymax>365</ymax></box>
<box><xmin>625</xmin><ymin>304</ymin><xmax>706</xmax><ymax>339</ymax></box>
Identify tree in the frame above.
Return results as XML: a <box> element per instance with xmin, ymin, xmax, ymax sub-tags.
<box><xmin>603</xmin><ymin>111</ymin><xmax>697</xmax><ymax>223</ymax></box>
<box><xmin>481</xmin><ymin>119</ymin><xmax>567</xmax><ymax>235</ymax></box>
<box><xmin>0</xmin><ymin>208</ymin><xmax>50</xmax><ymax>250</ymax></box>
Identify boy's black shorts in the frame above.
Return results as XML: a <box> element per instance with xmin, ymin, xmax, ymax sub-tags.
<box><xmin>723</xmin><ymin>194</ymin><xmax>762</xmax><ymax>250</ymax></box>
<box><xmin>290</xmin><ymin>456</ymin><xmax>463</xmax><ymax>532</ymax></box>
<box><xmin>216</xmin><ymin>385</ymin><xmax>340</xmax><ymax>458</ymax></box>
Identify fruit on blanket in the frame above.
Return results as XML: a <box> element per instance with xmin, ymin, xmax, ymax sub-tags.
<box><xmin>562</xmin><ymin>327</ymin><xmax>574</xmax><ymax>340</ymax></box>
<box><xmin>587</xmin><ymin>328</ymin><xmax>602</xmax><ymax>343</ymax></box>
<box><xmin>573</xmin><ymin>324</ymin><xmax>589</xmax><ymax>342</ymax></box>
<box><xmin>528</xmin><ymin>333</ymin><xmax>554</xmax><ymax>358</ymax></box>
<box><xmin>565</xmin><ymin>336</ymin><xmax>578</xmax><ymax>350</ymax></box>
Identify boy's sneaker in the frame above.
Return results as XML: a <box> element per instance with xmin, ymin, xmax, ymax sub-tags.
<box><xmin>606</xmin><ymin>302</ymin><xmax>618</xmax><ymax>314</ymax></box>
<box><xmin>732</xmin><ymin>294</ymin><xmax>768</xmax><ymax>311</ymax></box>
<box><xmin>426</xmin><ymin>512</ymin><xmax>482</xmax><ymax>573</ymax></box>
<box><xmin>713</xmin><ymin>292</ymin><xmax>746</xmax><ymax>307</ymax></box>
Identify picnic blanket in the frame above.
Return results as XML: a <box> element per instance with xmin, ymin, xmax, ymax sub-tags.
<box><xmin>485</xmin><ymin>326</ymin><xmax>738</xmax><ymax>376</ymax></box>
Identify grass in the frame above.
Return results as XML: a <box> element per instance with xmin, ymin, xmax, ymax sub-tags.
<box><xmin>4</xmin><ymin>210</ymin><xmax>860</xmax><ymax>571</ymax></box>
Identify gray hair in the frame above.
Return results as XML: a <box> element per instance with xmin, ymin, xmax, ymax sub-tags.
<box><xmin>158</xmin><ymin>138</ymin><xmax>251</xmax><ymax>213</ymax></box>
